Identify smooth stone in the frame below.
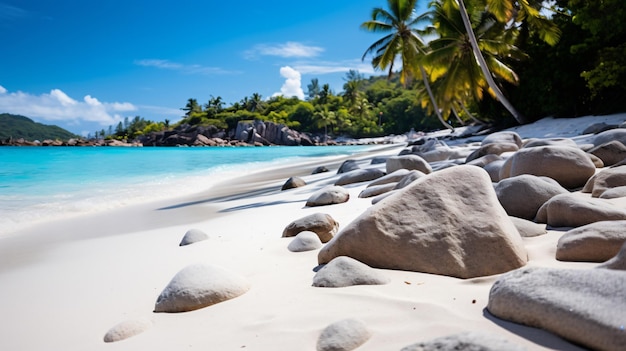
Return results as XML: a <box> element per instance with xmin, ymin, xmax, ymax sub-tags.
<box><xmin>312</xmin><ymin>256</ymin><xmax>390</xmax><ymax>288</ymax></box>
<box><xmin>287</xmin><ymin>231</ymin><xmax>323</xmax><ymax>252</ymax></box>
<box><xmin>316</xmin><ymin>319</ymin><xmax>371</xmax><ymax>351</ymax></box>
<box><xmin>103</xmin><ymin>318</ymin><xmax>152</xmax><ymax>343</ymax></box>
<box><xmin>495</xmin><ymin>174</ymin><xmax>569</xmax><ymax>220</ymax></box>
<box><xmin>386</xmin><ymin>155</ymin><xmax>432</xmax><ymax>174</ymax></box>
<box><xmin>281</xmin><ymin>176</ymin><xmax>306</xmax><ymax>190</ymax></box>
<box><xmin>306</xmin><ymin>186</ymin><xmax>350</xmax><ymax>207</ymax></box>
<box><xmin>179</xmin><ymin>228</ymin><xmax>209</xmax><ymax>246</ymax></box>
<box><xmin>535</xmin><ymin>193</ymin><xmax>626</xmax><ymax>227</ymax></box>
<box><xmin>400</xmin><ymin>331</ymin><xmax>526</xmax><ymax>351</ymax></box>
<box><xmin>282</xmin><ymin>213</ymin><xmax>339</xmax><ymax>243</ymax></box>
<box><xmin>335</xmin><ymin>168</ymin><xmax>385</xmax><ymax>186</ymax></box>
<box><xmin>556</xmin><ymin>220</ymin><xmax>626</xmax><ymax>262</ymax></box>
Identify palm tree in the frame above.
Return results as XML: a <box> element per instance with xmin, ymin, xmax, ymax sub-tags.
<box><xmin>314</xmin><ymin>108</ymin><xmax>336</xmax><ymax>141</ymax></box>
<box><xmin>420</xmin><ymin>0</ymin><xmax>525</xmax><ymax>122</ymax></box>
<box><xmin>361</xmin><ymin>0</ymin><xmax>453</xmax><ymax>130</ymax></box>
<box><xmin>181</xmin><ymin>98</ymin><xmax>201</xmax><ymax>116</ymax></box>
<box><xmin>307</xmin><ymin>78</ymin><xmax>321</xmax><ymax>100</ymax></box>
<box><xmin>454</xmin><ymin>0</ymin><xmax>560</xmax><ymax>124</ymax></box>
<box><xmin>248</xmin><ymin>93</ymin><xmax>266</xmax><ymax>113</ymax></box>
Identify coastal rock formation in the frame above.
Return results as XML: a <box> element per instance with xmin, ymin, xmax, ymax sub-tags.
<box><xmin>507</xmin><ymin>146</ymin><xmax>596</xmax><ymax>189</ymax></box>
<box><xmin>535</xmin><ymin>193</ymin><xmax>626</xmax><ymax>227</ymax></box>
<box><xmin>487</xmin><ymin>266</ymin><xmax>626</xmax><ymax>351</ymax></box>
<box><xmin>556</xmin><ymin>220</ymin><xmax>626</xmax><ymax>262</ymax></box>
<box><xmin>597</xmin><ymin>242</ymin><xmax>626</xmax><ymax>270</ymax></box>
<box><xmin>509</xmin><ymin>216</ymin><xmax>547</xmax><ymax>238</ymax></box>
<box><xmin>400</xmin><ymin>332</ymin><xmax>526</xmax><ymax>351</ymax></box>
<box><xmin>334</xmin><ymin>168</ymin><xmax>385</xmax><ymax>186</ymax></box>
<box><xmin>494</xmin><ymin>175</ymin><xmax>569</xmax><ymax>220</ymax></box>
<box><xmin>582</xmin><ymin>165</ymin><xmax>626</xmax><ymax>197</ymax></box>
<box><xmin>281</xmin><ymin>176</ymin><xmax>306</xmax><ymax>191</ymax></box>
<box><xmin>312</xmin><ymin>256</ymin><xmax>390</xmax><ymax>288</ymax></box>
<box><xmin>316</xmin><ymin>319</ymin><xmax>371</xmax><ymax>351</ymax></box>
<box><xmin>103</xmin><ymin>318</ymin><xmax>152</xmax><ymax>343</ymax></box>
<box><xmin>282</xmin><ymin>213</ymin><xmax>339</xmax><ymax>243</ymax></box>
<box><xmin>235</xmin><ymin>120</ymin><xmax>314</xmax><ymax>146</ymax></box>
<box><xmin>154</xmin><ymin>264</ymin><xmax>250</xmax><ymax>313</ymax></box>
<box><xmin>588</xmin><ymin>141</ymin><xmax>626</xmax><ymax>166</ymax></box>
<box><xmin>179</xmin><ymin>228</ymin><xmax>209</xmax><ymax>246</ymax></box>
<box><xmin>386</xmin><ymin>155</ymin><xmax>432</xmax><ymax>174</ymax></box>
<box><xmin>394</xmin><ymin>170</ymin><xmax>426</xmax><ymax>189</ymax></box>
<box><xmin>318</xmin><ymin>166</ymin><xmax>527</xmax><ymax>279</ymax></box>
<box><xmin>306</xmin><ymin>186</ymin><xmax>350</xmax><ymax>207</ymax></box>
<box><xmin>287</xmin><ymin>232</ymin><xmax>323</xmax><ymax>252</ymax></box>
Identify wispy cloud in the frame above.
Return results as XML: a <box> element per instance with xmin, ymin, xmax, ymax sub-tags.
<box><xmin>135</xmin><ymin>59</ymin><xmax>238</xmax><ymax>75</ymax></box>
<box><xmin>0</xmin><ymin>3</ymin><xmax>28</xmax><ymax>21</ymax></box>
<box><xmin>245</xmin><ymin>42</ymin><xmax>325</xmax><ymax>59</ymax></box>
<box><xmin>293</xmin><ymin>59</ymin><xmax>377</xmax><ymax>75</ymax></box>
<box><xmin>0</xmin><ymin>85</ymin><xmax>135</xmax><ymax>127</ymax></box>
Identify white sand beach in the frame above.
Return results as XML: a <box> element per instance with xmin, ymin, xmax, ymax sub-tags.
<box><xmin>1</xmin><ymin>114</ymin><xmax>625</xmax><ymax>350</ymax></box>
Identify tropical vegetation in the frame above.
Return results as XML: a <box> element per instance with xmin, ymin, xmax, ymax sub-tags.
<box><xmin>0</xmin><ymin>113</ymin><xmax>77</xmax><ymax>141</ymax></box>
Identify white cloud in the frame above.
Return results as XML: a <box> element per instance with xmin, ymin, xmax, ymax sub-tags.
<box><xmin>0</xmin><ymin>87</ymin><xmax>137</xmax><ymax>126</ymax></box>
<box><xmin>273</xmin><ymin>66</ymin><xmax>305</xmax><ymax>100</ymax></box>
<box><xmin>246</xmin><ymin>42</ymin><xmax>324</xmax><ymax>59</ymax></box>
<box><xmin>135</xmin><ymin>59</ymin><xmax>238</xmax><ymax>75</ymax></box>
<box><xmin>294</xmin><ymin>59</ymin><xmax>377</xmax><ymax>75</ymax></box>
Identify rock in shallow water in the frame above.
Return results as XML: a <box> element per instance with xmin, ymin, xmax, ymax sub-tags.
<box><xmin>487</xmin><ymin>266</ymin><xmax>626</xmax><ymax>351</ymax></box>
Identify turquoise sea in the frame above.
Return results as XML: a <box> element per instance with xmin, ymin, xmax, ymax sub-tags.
<box><xmin>0</xmin><ymin>145</ymin><xmax>375</xmax><ymax>235</ymax></box>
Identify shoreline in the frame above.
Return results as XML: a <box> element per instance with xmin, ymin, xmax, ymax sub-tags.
<box><xmin>1</xmin><ymin>114</ymin><xmax>625</xmax><ymax>350</ymax></box>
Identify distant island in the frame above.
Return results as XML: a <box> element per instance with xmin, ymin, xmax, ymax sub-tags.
<box><xmin>0</xmin><ymin>113</ymin><xmax>78</xmax><ymax>142</ymax></box>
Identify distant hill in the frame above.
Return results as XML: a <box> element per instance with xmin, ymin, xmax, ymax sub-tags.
<box><xmin>0</xmin><ymin>113</ymin><xmax>78</xmax><ymax>141</ymax></box>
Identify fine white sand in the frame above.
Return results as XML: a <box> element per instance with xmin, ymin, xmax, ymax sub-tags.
<box><xmin>1</xmin><ymin>114</ymin><xmax>624</xmax><ymax>350</ymax></box>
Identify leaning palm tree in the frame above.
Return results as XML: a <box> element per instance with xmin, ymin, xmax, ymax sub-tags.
<box><xmin>361</xmin><ymin>0</ymin><xmax>454</xmax><ymax>130</ymax></box>
<box><xmin>419</xmin><ymin>0</ymin><xmax>526</xmax><ymax>123</ymax></box>
<box><xmin>454</xmin><ymin>0</ymin><xmax>560</xmax><ymax>124</ymax></box>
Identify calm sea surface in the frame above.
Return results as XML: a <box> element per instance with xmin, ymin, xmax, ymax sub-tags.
<box><xmin>0</xmin><ymin>145</ymin><xmax>374</xmax><ymax>235</ymax></box>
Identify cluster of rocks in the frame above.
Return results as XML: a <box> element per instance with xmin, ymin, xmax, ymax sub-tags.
<box><xmin>278</xmin><ymin>121</ymin><xmax>626</xmax><ymax>350</ymax></box>
<box><xmin>0</xmin><ymin>137</ymin><xmax>141</xmax><ymax>147</ymax></box>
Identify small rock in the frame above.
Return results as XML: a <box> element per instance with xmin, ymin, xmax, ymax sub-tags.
<box><xmin>535</xmin><ymin>193</ymin><xmax>626</xmax><ymax>227</ymax></box>
<box><xmin>386</xmin><ymin>155</ymin><xmax>432</xmax><ymax>174</ymax></box>
<box><xmin>287</xmin><ymin>231</ymin><xmax>323</xmax><ymax>252</ymax></box>
<box><xmin>179</xmin><ymin>229</ymin><xmax>209</xmax><ymax>246</ymax></box>
<box><xmin>556</xmin><ymin>220</ymin><xmax>626</xmax><ymax>262</ymax></box>
<box><xmin>306</xmin><ymin>186</ymin><xmax>350</xmax><ymax>207</ymax></box>
<box><xmin>400</xmin><ymin>331</ymin><xmax>526</xmax><ymax>351</ymax></box>
<box><xmin>313</xmin><ymin>256</ymin><xmax>390</xmax><ymax>288</ymax></box>
<box><xmin>103</xmin><ymin>318</ymin><xmax>152</xmax><ymax>343</ymax></box>
<box><xmin>281</xmin><ymin>176</ymin><xmax>306</xmax><ymax>190</ymax></box>
<box><xmin>282</xmin><ymin>213</ymin><xmax>339</xmax><ymax>243</ymax></box>
<box><xmin>335</xmin><ymin>168</ymin><xmax>385</xmax><ymax>186</ymax></box>
<box><xmin>316</xmin><ymin>319</ymin><xmax>371</xmax><ymax>351</ymax></box>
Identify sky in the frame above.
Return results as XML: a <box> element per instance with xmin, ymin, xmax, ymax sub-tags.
<box><xmin>0</xmin><ymin>0</ymin><xmax>429</xmax><ymax>136</ymax></box>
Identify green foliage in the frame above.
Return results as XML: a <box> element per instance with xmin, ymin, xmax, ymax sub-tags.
<box><xmin>0</xmin><ymin>113</ymin><xmax>77</xmax><ymax>140</ymax></box>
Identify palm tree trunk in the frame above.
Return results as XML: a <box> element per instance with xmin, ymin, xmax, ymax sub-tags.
<box><xmin>451</xmin><ymin>107</ymin><xmax>465</xmax><ymax>126</ymax></box>
<box><xmin>456</xmin><ymin>0</ymin><xmax>527</xmax><ymax>125</ymax></box>
<box><xmin>419</xmin><ymin>66</ymin><xmax>454</xmax><ymax>131</ymax></box>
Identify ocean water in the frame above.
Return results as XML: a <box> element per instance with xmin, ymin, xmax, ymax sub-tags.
<box><xmin>0</xmin><ymin>145</ymin><xmax>375</xmax><ymax>235</ymax></box>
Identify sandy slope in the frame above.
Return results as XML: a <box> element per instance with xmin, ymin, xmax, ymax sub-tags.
<box><xmin>1</xmin><ymin>114</ymin><xmax>625</xmax><ymax>350</ymax></box>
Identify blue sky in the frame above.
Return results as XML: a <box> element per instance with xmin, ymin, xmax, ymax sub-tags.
<box><xmin>0</xmin><ymin>0</ymin><xmax>429</xmax><ymax>136</ymax></box>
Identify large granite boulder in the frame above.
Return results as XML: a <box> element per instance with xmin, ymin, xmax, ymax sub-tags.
<box><xmin>316</xmin><ymin>319</ymin><xmax>371</xmax><ymax>351</ymax></box>
<box><xmin>306</xmin><ymin>186</ymin><xmax>350</xmax><ymax>207</ymax></box>
<box><xmin>495</xmin><ymin>175</ymin><xmax>569</xmax><ymax>220</ymax></box>
<box><xmin>582</xmin><ymin>165</ymin><xmax>626</xmax><ymax>197</ymax></box>
<box><xmin>535</xmin><ymin>193</ymin><xmax>626</xmax><ymax>227</ymax></box>
<box><xmin>282</xmin><ymin>213</ymin><xmax>339</xmax><ymax>243</ymax></box>
<box><xmin>487</xmin><ymin>266</ymin><xmax>626</xmax><ymax>351</ymax></box>
<box><xmin>386</xmin><ymin>155</ymin><xmax>432</xmax><ymax>174</ymax></box>
<box><xmin>335</xmin><ymin>168</ymin><xmax>385</xmax><ymax>186</ymax></box>
<box><xmin>318</xmin><ymin>166</ymin><xmax>527</xmax><ymax>279</ymax></box>
<box><xmin>400</xmin><ymin>332</ymin><xmax>526</xmax><ymax>351</ymax></box>
<box><xmin>507</xmin><ymin>146</ymin><xmax>596</xmax><ymax>189</ymax></box>
<box><xmin>179</xmin><ymin>228</ymin><xmax>209</xmax><ymax>246</ymax></box>
<box><xmin>154</xmin><ymin>264</ymin><xmax>250</xmax><ymax>313</ymax></box>
<box><xmin>556</xmin><ymin>220</ymin><xmax>626</xmax><ymax>262</ymax></box>
<box><xmin>588</xmin><ymin>140</ymin><xmax>626</xmax><ymax>166</ymax></box>
<box><xmin>312</xmin><ymin>256</ymin><xmax>390</xmax><ymax>288</ymax></box>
